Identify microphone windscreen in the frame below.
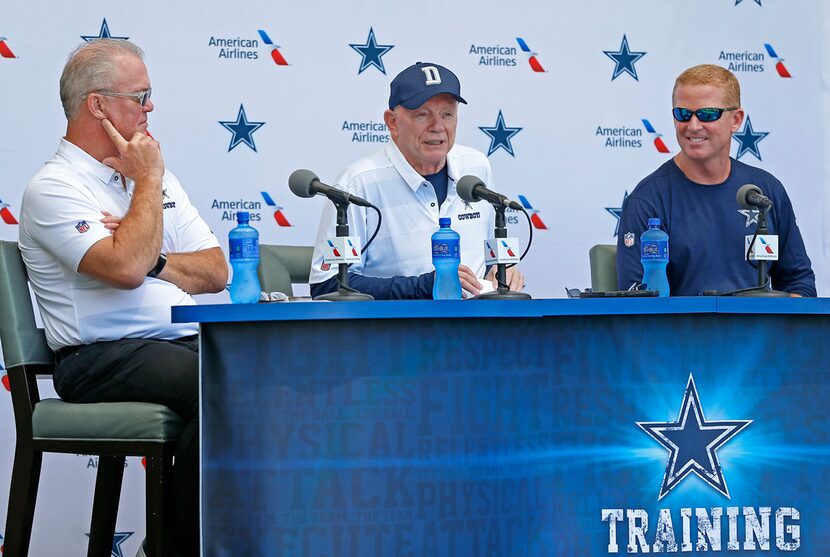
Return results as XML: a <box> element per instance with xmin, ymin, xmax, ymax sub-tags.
<box><xmin>288</xmin><ymin>169</ymin><xmax>319</xmax><ymax>198</ymax></box>
<box><xmin>456</xmin><ymin>175</ymin><xmax>484</xmax><ymax>203</ymax></box>
<box><xmin>736</xmin><ymin>183</ymin><xmax>763</xmax><ymax>209</ymax></box>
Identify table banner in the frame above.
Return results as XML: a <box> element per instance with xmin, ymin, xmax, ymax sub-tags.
<box><xmin>201</xmin><ymin>313</ymin><xmax>829</xmax><ymax>556</ymax></box>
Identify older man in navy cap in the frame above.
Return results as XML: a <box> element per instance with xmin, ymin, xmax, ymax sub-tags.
<box><xmin>310</xmin><ymin>62</ymin><xmax>524</xmax><ymax>299</ymax></box>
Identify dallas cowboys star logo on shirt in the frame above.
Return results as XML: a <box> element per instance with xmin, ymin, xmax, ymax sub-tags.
<box><xmin>739</xmin><ymin>208</ymin><xmax>760</xmax><ymax>227</ymax></box>
<box><xmin>637</xmin><ymin>374</ymin><xmax>751</xmax><ymax>500</ymax></box>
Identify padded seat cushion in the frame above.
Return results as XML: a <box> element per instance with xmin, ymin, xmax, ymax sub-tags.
<box><xmin>32</xmin><ymin>398</ymin><xmax>185</xmax><ymax>441</ymax></box>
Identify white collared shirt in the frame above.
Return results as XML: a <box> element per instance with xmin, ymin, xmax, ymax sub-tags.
<box><xmin>19</xmin><ymin>138</ymin><xmax>220</xmax><ymax>350</ymax></box>
<box><xmin>309</xmin><ymin>142</ymin><xmax>495</xmax><ymax>285</ymax></box>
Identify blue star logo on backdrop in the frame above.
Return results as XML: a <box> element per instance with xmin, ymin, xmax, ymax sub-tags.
<box><xmin>81</xmin><ymin>18</ymin><xmax>129</xmax><ymax>42</ymax></box>
<box><xmin>733</xmin><ymin>115</ymin><xmax>769</xmax><ymax>160</ymax></box>
<box><xmin>605</xmin><ymin>191</ymin><xmax>629</xmax><ymax>237</ymax></box>
<box><xmin>479</xmin><ymin>110</ymin><xmax>523</xmax><ymax>157</ymax></box>
<box><xmin>735</xmin><ymin>0</ymin><xmax>762</xmax><ymax>5</ymax></box>
<box><xmin>603</xmin><ymin>35</ymin><xmax>646</xmax><ymax>81</ymax></box>
<box><xmin>219</xmin><ymin>105</ymin><xmax>266</xmax><ymax>152</ymax></box>
<box><xmin>638</xmin><ymin>374</ymin><xmax>751</xmax><ymax>501</ymax></box>
<box><xmin>739</xmin><ymin>208</ymin><xmax>760</xmax><ymax>227</ymax></box>
<box><xmin>349</xmin><ymin>28</ymin><xmax>394</xmax><ymax>75</ymax></box>
<box><xmin>85</xmin><ymin>530</ymin><xmax>132</xmax><ymax>557</ymax></box>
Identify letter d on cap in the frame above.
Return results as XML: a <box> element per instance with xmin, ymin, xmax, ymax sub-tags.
<box><xmin>421</xmin><ymin>65</ymin><xmax>441</xmax><ymax>85</ymax></box>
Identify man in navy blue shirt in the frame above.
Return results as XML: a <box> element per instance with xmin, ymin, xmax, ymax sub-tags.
<box><xmin>617</xmin><ymin>64</ymin><xmax>815</xmax><ymax>296</ymax></box>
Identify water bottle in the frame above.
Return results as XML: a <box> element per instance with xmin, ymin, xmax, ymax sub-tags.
<box><xmin>431</xmin><ymin>217</ymin><xmax>462</xmax><ymax>300</ymax></box>
<box><xmin>640</xmin><ymin>217</ymin><xmax>670</xmax><ymax>297</ymax></box>
<box><xmin>228</xmin><ymin>211</ymin><xmax>261</xmax><ymax>304</ymax></box>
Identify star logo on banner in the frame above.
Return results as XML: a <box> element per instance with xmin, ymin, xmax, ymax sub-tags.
<box><xmin>85</xmin><ymin>530</ymin><xmax>132</xmax><ymax>557</ymax></box>
<box><xmin>732</xmin><ymin>115</ymin><xmax>769</xmax><ymax>161</ymax></box>
<box><xmin>739</xmin><ymin>208</ymin><xmax>759</xmax><ymax>227</ymax></box>
<box><xmin>603</xmin><ymin>35</ymin><xmax>646</xmax><ymax>81</ymax></box>
<box><xmin>638</xmin><ymin>374</ymin><xmax>751</xmax><ymax>501</ymax></box>
<box><xmin>735</xmin><ymin>0</ymin><xmax>762</xmax><ymax>5</ymax></box>
<box><xmin>349</xmin><ymin>28</ymin><xmax>394</xmax><ymax>75</ymax></box>
<box><xmin>479</xmin><ymin>110</ymin><xmax>523</xmax><ymax>157</ymax></box>
<box><xmin>219</xmin><ymin>104</ymin><xmax>266</xmax><ymax>152</ymax></box>
<box><xmin>605</xmin><ymin>191</ymin><xmax>629</xmax><ymax>237</ymax></box>
<box><xmin>81</xmin><ymin>18</ymin><xmax>129</xmax><ymax>42</ymax></box>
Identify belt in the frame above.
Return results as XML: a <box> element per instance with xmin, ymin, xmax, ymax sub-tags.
<box><xmin>54</xmin><ymin>345</ymin><xmax>81</xmax><ymax>363</ymax></box>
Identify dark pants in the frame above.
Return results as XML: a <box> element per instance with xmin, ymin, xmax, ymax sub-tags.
<box><xmin>54</xmin><ymin>336</ymin><xmax>200</xmax><ymax>557</ymax></box>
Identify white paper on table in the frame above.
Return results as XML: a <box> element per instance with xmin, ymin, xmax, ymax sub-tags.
<box><xmin>463</xmin><ymin>277</ymin><xmax>496</xmax><ymax>299</ymax></box>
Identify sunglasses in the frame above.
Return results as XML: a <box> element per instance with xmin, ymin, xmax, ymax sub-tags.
<box><xmin>82</xmin><ymin>88</ymin><xmax>153</xmax><ymax>107</ymax></box>
<box><xmin>672</xmin><ymin>106</ymin><xmax>737</xmax><ymax>123</ymax></box>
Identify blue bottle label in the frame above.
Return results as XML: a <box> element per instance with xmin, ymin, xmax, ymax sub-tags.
<box><xmin>432</xmin><ymin>239</ymin><xmax>460</xmax><ymax>258</ymax></box>
<box><xmin>641</xmin><ymin>239</ymin><xmax>668</xmax><ymax>260</ymax></box>
<box><xmin>229</xmin><ymin>237</ymin><xmax>259</xmax><ymax>259</ymax></box>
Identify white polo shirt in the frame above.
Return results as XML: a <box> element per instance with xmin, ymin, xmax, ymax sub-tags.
<box><xmin>19</xmin><ymin>139</ymin><xmax>220</xmax><ymax>351</ymax></box>
<box><xmin>309</xmin><ymin>142</ymin><xmax>495</xmax><ymax>285</ymax></box>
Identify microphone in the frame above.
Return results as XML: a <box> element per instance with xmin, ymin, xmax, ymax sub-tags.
<box><xmin>456</xmin><ymin>175</ymin><xmax>523</xmax><ymax>211</ymax></box>
<box><xmin>736</xmin><ymin>184</ymin><xmax>772</xmax><ymax>210</ymax></box>
<box><xmin>288</xmin><ymin>169</ymin><xmax>373</xmax><ymax>208</ymax></box>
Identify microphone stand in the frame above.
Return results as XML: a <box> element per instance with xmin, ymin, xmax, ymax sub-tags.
<box><xmin>315</xmin><ymin>201</ymin><xmax>374</xmax><ymax>302</ymax></box>
<box><xmin>735</xmin><ymin>206</ymin><xmax>787</xmax><ymax>297</ymax></box>
<box><xmin>476</xmin><ymin>204</ymin><xmax>531</xmax><ymax>300</ymax></box>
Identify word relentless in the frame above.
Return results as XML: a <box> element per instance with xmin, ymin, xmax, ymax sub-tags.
<box><xmin>601</xmin><ymin>507</ymin><xmax>799</xmax><ymax>553</ymax></box>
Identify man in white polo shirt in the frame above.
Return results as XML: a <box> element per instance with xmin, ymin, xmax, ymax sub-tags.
<box><xmin>18</xmin><ymin>39</ymin><xmax>226</xmax><ymax>557</ymax></box>
<box><xmin>309</xmin><ymin>62</ymin><xmax>524</xmax><ymax>299</ymax></box>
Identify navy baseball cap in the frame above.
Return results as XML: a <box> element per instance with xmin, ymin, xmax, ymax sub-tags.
<box><xmin>388</xmin><ymin>62</ymin><xmax>467</xmax><ymax>110</ymax></box>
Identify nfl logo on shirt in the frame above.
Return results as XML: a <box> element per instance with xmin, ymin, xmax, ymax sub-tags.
<box><xmin>745</xmin><ymin>234</ymin><xmax>779</xmax><ymax>261</ymax></box>
<box><xmin>484</xmin><ymin>237</ymin><xmax>520</xmax><ymax>265</ymax></box>
<box><xmin>75</xmin><ymin>220</ymin><xmax>90</xmax><ymax>233</ymax></box>
<box><xmin>323</xmin><ymin>236</ymin><xmax>362</xmax><ymax>264</ymax></box>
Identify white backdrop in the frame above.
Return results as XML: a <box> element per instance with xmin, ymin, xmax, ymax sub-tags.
<box><xmin>2</xmin><ymin>1</ymin><xmax>829</xmax><ymax>555</ymax></box>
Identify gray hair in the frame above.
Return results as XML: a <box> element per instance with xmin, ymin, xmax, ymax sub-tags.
<box><xmin>60</xmin><ymin>39</ymin><xmax>145</xmax><ymax>120</ymax></box>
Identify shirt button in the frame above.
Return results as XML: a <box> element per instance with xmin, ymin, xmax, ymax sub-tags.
<box><xmin>114</xmin><ymin>175</ymin><xmax>119</xmax><ymax>181</ymax></box>
<box><xmin>430</xmin><ymin>202</ymin><xmax>436</xmax><ymax>207</ymax></box>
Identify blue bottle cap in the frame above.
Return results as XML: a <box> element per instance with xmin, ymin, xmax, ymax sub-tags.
<box><xmin>438</xmin><ymin>217</ymin><xmax>451</xmax><ymax>227</ymax></box>
<box><xmin>236</xmin><ymin>211</ymin><xmax>250</xmax><ymax>224</ymax></box>
<box><xmin>647</xmin><ymin>217</ymin><xmax>661</xmax><ymax>227</ymax></box>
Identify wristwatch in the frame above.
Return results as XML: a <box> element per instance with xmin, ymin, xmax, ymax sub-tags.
<box><xmin>147</xmin><ymin>253</ymin><xmax>168</xmax><ymax>278</ymax></box>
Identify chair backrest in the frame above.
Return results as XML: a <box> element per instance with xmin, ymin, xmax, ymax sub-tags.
<box><xmin>0</xmin><ymin>241</ymin><xmax>54</xmax><ymax>369</ymax></box>
<box><xmin>257</xmin><ymin>244</ymin><xmax>313</xmax><ymax>296</ymax></box>
<box><xmin>589</xmin><ymin>244</ymin><xmax>618</xmax><ymax>292</ymax></box>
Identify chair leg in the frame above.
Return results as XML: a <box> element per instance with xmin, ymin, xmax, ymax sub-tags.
<box><xmin>145</xmin><ymin>448</ymin><xmax>176</xmax><ymax>557</ymax></box>
<box><xmin>87</xmin><ymin>455</ymin><xmax>125</xmax><ymax>557</ymax></box>
<box><xmin>3</xmin><ymin>445</ymin><xmax>42</xmax><ymax>557</ymax></box>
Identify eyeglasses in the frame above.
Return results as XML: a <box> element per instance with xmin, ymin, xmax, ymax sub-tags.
<box><xmin>672</xmin><ymin>106</ymin><xmax>737</xmax><ymax>123</ymax></box>
<box><xmin>82</xmin><ymin>88</ymin><xmax>152</xmax><ymax>107</ymax></box>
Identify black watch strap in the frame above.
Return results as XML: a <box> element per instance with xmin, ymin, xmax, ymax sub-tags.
<box><xmin>147</xmin><ymin>253</ymin><xmax>168</xmax><ymax>278</ymax></box>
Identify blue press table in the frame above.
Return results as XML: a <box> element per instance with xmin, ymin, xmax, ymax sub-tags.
<box><xmin>173</xmin><ymin>296</ymin><xmax>830</xmax><ymax>323</ymax></box>
<box><xmin>174</xmin><ymin>298</ymin><xmax>830</xmax><ymax>556</ymax></box>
